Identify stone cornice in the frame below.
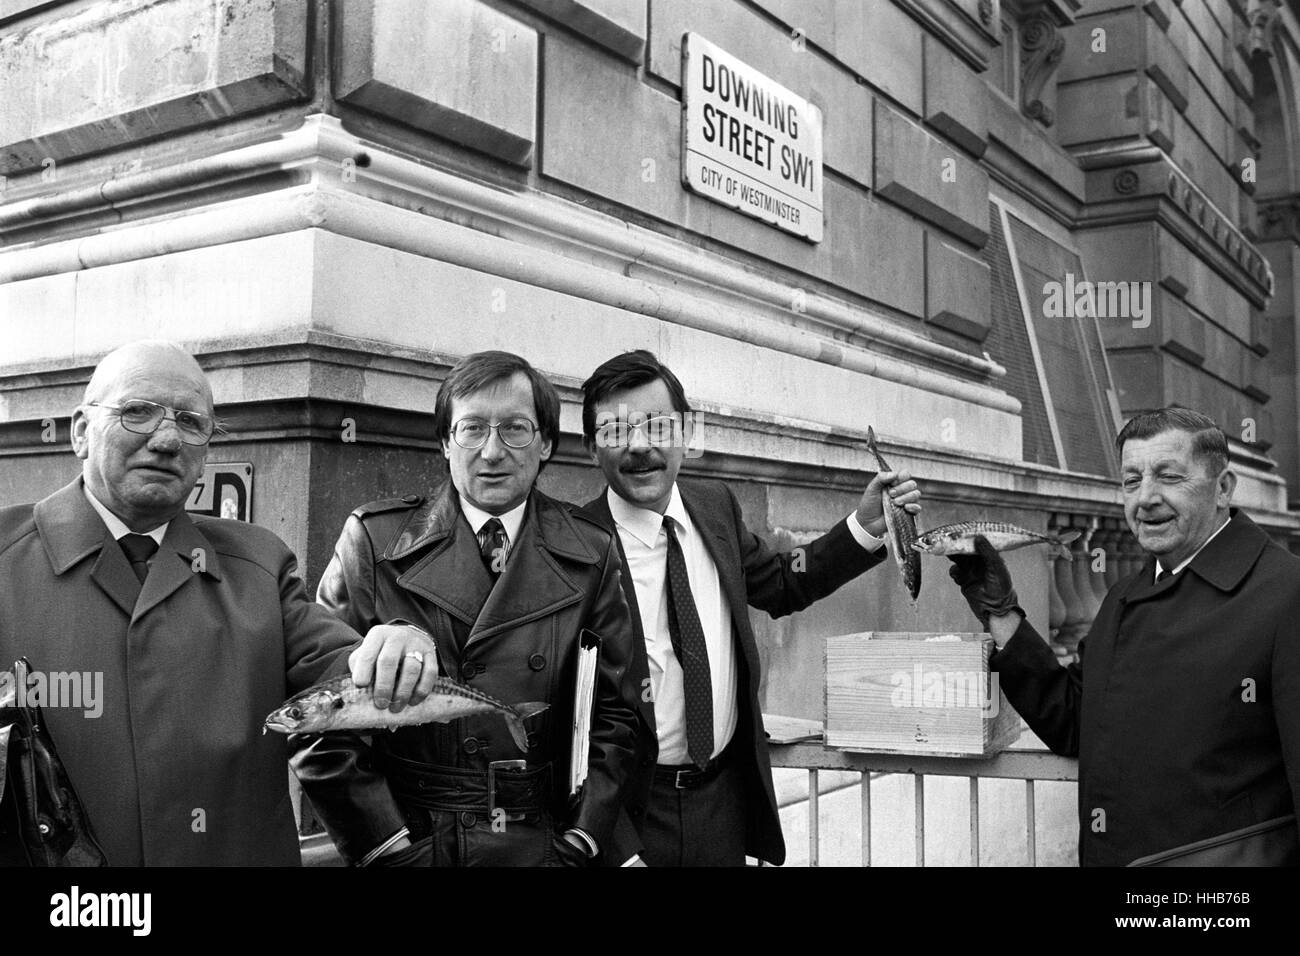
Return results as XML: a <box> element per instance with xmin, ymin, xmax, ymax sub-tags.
<box><xmin>0</xmin><ymin>115</ymin><xmax>1018</xmax><ymax>415</ymax></box>
<box><xmin>892</xmin><ymin>0</ymin><xmax>999</xmax><ymax>72</ymax></box>
<box><xmin>1072</xmin><ymin>147</ymin><xmax>1275</xmax><ymax>307</ymax></box>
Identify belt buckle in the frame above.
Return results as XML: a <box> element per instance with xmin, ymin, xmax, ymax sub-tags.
<box><xmin>674</xmin><ymin>769</ymin><xmax>691</xmax><ymax>790</ymax></box>
<box><xmin>488</xmin><ymin>759</ymin><xmax>528</xmax><ymax>822</ymax></box>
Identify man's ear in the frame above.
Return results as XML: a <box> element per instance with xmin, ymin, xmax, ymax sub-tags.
<box><xmin>441</xmin><ymin>438</ymin><xmax>451</xmax><ymax>460</ymax></box>
<box><xmin>539</xmin><ymin>437</ymin><xmax>553</xmax><ymax>463</ymax></box>
<box><xmin>1217</xmin><ymin>467</ymin><xmax>1237</xmax><ymax>507</ymax></box>
<box><xmin>582</xmin><ymin>436</ymin><xmax>598</xmax><ymax>464</ymax></box>
<box><xmin>70</xmin><ymin>407</ymin><xmax>90</xmax><ymax>460</ymax></box>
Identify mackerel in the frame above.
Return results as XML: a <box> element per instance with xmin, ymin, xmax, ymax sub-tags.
<box><xmin>866</xmin><ymin>426</ymin><xmax>921</xmax><ymax>601</ymax></box>
<box><xmin>264</xmin><ymin>675</ymin><xmax>548</xmax><ymax>751</ymax></box>
<box><xmin>911</xmin><ymin>522</ymin><xmax>1081</xmax><ymax>560</ymax></box>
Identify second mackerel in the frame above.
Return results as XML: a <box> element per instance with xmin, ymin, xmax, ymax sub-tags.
<box><xmin>911</xmin><ymin>522</ymin><xmax>1081</xmax><ymax>560</ymax></box>
<box><xmin>865</xmin><ymin>426</ymin><xmax>921</xmax><ymax>601</ymax></box>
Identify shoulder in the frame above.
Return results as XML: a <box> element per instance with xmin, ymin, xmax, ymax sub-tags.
<box><xmin>677</xmin><ymin>477</ymin><xmax>736</xmax><ymax>508</ymax></box>
<box><xmin>189</xmin><ymin>515</ymin><xmax>294</xmax><ymax>570</ymax></box>
<box><xmin>536</xmin><ymin>490</ymin><xmax>616</xmax><ymax>547</ymax></box>
<box><xmin>0</xmin><ymin>502</ymin><xmax>38</xmax><ymax>560</ymax></box>
<box><xmin>353</xmin><ymin>494</ymin><xmax>426</xmax><ymax>519</ymax></box>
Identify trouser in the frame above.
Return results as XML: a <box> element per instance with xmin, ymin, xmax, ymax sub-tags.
<box><xmin>384</xmin><ymin>755</ymin><xmax>558</xmax><ymax>866</ymax></box>
<box><xmin>639</xmin><ymin>748</ymin><xmax>747</xmax><ymax>867</ymax></box>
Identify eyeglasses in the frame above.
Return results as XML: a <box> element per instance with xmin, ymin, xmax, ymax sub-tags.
<box><xmin>450</xmin><ymin>418</ymin><xmax>538</xmax><ymax>449</ymax></box>
<box><xmin>89</xmin><ymin>399</ymin><xmax>217</xmax><ymax>445</ymax></box>
<box><xmin>595</xmin><ymin>416</ymin><xmax>680</xmax><ymax>447</ymax></box>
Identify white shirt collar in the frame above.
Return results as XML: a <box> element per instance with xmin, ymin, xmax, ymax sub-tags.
<box><xmin>459</xmin><ymin>494</ymin><xmax>528</xmax><ymax>545</ymax></box>
<box><xmin>82</xmin><ymin>483</ymin><xmax>169</xmax><ymax>545</ymax></box>
<box><xmin>1155</xmin><ymin>514</ymin><xmax>1233</xmax><ymax>581</ymax></box>
<box><xmin>606</xmin><ymin>483</ymin><xmax>690</xmax><ymax>548</ymax></box>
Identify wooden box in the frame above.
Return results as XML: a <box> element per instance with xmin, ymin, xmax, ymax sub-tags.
<box><xmin>824</xmin><ymin>631</ymin><xmax>1021</xmax><ymax>758</ymax></box>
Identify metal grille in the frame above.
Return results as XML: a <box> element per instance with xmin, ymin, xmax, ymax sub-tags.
<box><xmin>1008</xmin><ymin>215</ymin><xmax>1119</xmax><ymax>478</ymax></box>
<box><xmin>982</xmin><ymin>202</ymin><xmax>1059</xmax><ymax>468</ymax></box>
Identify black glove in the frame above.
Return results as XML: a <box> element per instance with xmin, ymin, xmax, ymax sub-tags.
<box><xmin>369</xmin><ymin>835</ymin><xmax>434</xmax><ymax>867</ymax></box>
<box><xmin>948</xmin><ymin>535</ymin><xmax>1022</xmax><ymax>627</ymax></box>
<box><xmin>550</xmin><ymin>833</ymin><xmax>592</xmax><ymax>868</ymax></box>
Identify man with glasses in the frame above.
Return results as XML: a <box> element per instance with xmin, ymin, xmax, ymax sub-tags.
<box><xmin>578</xmin><ymin>350</ymin><xmax>922</xmax><ymax>866</ymax></box>
<box><xmin>291</xmin><ymin>350</ymin><xmax>640</xmax><ymax>866</ymax></box>
<box><xmin>0</xmin><ymin>340</ymin><xmax>434</xmax><ymax>865</ymax></box>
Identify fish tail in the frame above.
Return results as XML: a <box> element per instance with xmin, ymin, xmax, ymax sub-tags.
<box><xmin>1052</xmin><ymin>530</ymin><xmax>1081</xmax><ymax>560</ymax></box>
<box><xmin>504</xmin><ymin>702</ymin><xmax>550</xmax><ymax>751</ymax></box>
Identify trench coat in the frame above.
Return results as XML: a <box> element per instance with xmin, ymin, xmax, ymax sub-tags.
<box><xmin>0</xmin><ymin>478</ymin><xmax>361</xmax><ymax>866</ymax></box>
<box><xmin>992</xmin><ymin>508</ymin><xmax>1300</xmax><ymax>865</ymax></box>
<box><xmin>581</xmin><ymin>479</ymin><xmax>886</xmax><ymax>865</ymax></box>
<box><xmin>289</xmin><ymin>481</ymin><xmax>640</xmax><ymax>865</ymax></box>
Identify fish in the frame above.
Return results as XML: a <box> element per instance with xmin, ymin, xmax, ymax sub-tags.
<box><xmin>911</xmin><ymin>522</ymin><xmax>1082</xmax><ymax>560</ymax></box>
<box><xmin>865</xmin><ymin>426</ymin><xmax>921</xmax><ymax>601</ymax></box>
<box><xmin>264</xmin><ymin>675</ymin><xmax>549</xmax><ymax>751</ymax></box>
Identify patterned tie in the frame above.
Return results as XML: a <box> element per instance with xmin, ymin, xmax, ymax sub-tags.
<box><xmin>663</xmin><ymin>517</ymin><xmax>714</xmax><ymax>770</ymax></box>
<box><xmin>119</xmin><ymin>533</ymin><xmax>159</xmax><ymax>584</ymax></box>
<box><xmin>479</xmin><ymin>518</ymin><xmax>508</xmax><ymax>578</ymax></box>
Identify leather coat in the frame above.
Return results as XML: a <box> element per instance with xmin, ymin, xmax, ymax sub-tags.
<box><xmin>290</xmin><ymin>481</ymin><xmax>640</xmax><ymax>864</ymax></box>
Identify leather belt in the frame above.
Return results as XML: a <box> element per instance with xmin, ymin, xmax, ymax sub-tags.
<box><xmin>654</xmin><ymin>745</ymin><xmax>734</xmax><ymax>790</ymax></box>
<box><xmin>378</xmin><ymin>753</ymin><xmax>552</xmax><ymax>816</ymax></box>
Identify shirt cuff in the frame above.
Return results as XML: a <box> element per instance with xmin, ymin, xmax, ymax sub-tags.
<box><xmin>846</xmin><ymin>511</ymin><xmax>886</xmax><ymax>552</ymax></box>
<box><xmin>566</xmin><ymin>828</ymin><xmax>599</xmax><ymax>859</ymax></box>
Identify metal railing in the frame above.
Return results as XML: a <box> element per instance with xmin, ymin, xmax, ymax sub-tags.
<box><xmin>768</xmin><ymin>741</ymin><xmax>1078</xmax><ymax>866</ymax></box>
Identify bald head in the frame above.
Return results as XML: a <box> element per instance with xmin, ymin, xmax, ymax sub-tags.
<box><xmin>83</xmin><ymin>340</ymin><xmax>213</xmax><ymax>414</ymax></box>
<box><xmin>72</xmin><ymin>341</ymin><xmax>215</xmax><ymax>532</ymax></box>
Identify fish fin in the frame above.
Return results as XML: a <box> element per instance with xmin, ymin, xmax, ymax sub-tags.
<box><xmin>1057</xmin><ymin>530</ymin><xmax>1082</xmax><ymax>544</ymax></box>
<box><xmin>504</xmin><ymin>702</ymin><xmax>550</xmax><ymax>751</ymax></box>
<box><xmin>1052</xmin><ymin>542</ymin><xmax>1075</xmax><ymax>561</ymax></box>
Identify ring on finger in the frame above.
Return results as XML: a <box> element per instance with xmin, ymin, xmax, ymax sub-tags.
<box><xmin>404</xmin><ymin>651</ymin><xmax>425</xmax><ymax>667</ymax></box>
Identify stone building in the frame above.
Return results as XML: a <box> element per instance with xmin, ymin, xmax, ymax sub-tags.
<box><xmin>2</xmin><ymin>0</ymin><xmax>1298</xmax><ymax>864</ymax></box>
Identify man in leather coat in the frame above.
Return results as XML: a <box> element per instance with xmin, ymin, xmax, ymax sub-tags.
<box><xmin>291</xmin><ymin>351</ymin><xmax>640</xmax><ymax>866</ymax></box>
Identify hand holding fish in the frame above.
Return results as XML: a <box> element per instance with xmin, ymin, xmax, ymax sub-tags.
<box><xmin>947</xmin><ymin>534</ymin><xmax>1024</xmax><ymax>632</ymax></box>
<box><xmin>856</xmin><ymin>469</ymin><xmax>922</xmax><ymax>538</ymax></box>
<box><xmin>349</xmin><ymin>622</ymin><xmax>439</xmax><ymax>711</ymax></box>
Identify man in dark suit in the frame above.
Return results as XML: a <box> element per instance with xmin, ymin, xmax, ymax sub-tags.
<box><xmin>291</xmin><ymin>351</ymin><xmax>640</xmax><ymax>866</ymax></box>
<box><xmin>0</xmin><ymin>340</ymin><xmax>432</xmax><ymax>866</ymax></box>
<box><xmin>949</xmin><ymin>406</ymin><xmax>1300</xmax><ymax>865</ymax></box>
<box><xmin>578</xmin><ymin>350</ymin><xmax>922</xmax><ymax>866</ymax></box>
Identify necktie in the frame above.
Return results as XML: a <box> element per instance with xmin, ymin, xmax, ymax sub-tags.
<box><xmin>119</xmin><ymin>534</ymin><xmax>159</xmax><ymax>584</ymax></box>
<box><xmin>1157</xmin><ymin>568</ymin><xmax>1173</xmax><ymax>582</ymax></box>
<box><xmin>663</xmin><ymin>517</ymin><xmax>714</xmax><ymax>770</ymax></box>
<box><xmin>479</xmin><ymin>518</ymin><xmax>508</xmax><ymax>578</ymax></box>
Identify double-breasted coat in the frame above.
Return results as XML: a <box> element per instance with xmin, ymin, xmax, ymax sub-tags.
<box><xmin>290</xmin><ymin>481</ymin><xmax>640</xmax><ymax>864</ymax></box>
<box><xmin>0</xmin><ymin>479</ymin><xmax>360</xmax><ymax>866</ymax></box>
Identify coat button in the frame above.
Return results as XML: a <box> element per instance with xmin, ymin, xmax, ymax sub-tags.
<box><xmin>528</xmin><ymin>653</ymin><xmax>546</xmax><ymax>671</ymax></box>
<box><xmin>460</xmin><ymin>812</ymin><xmax>476</xmax><ymax>828</ymax></box>
<box><xmin>461</xmin><ymin>661</ymin><xmax>477</xmax><ymax>680</ymax></box>
<box><xmin>463</xmin><ymin>736</ymin><xmax>480</xmax><ymax>754</ymax></box>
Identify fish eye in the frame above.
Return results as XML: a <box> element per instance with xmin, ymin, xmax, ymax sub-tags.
<box><xmin>332</xmin><ymin>697</ymin><xmax>345</xmax><ymax>709</ymax></box>
<box><xmin>288</xmin><ymin>707</ymin><xmax>302</xmax><ymax>719</ymax></box>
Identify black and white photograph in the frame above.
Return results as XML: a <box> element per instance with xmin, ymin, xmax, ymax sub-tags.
<box><xmin>1</xmin><ymin>0</ymin><xmax>1297</xmax><ymax>938</ymax></box>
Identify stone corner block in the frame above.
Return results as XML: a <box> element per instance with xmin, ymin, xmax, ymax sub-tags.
<box><xmin>336</xmin><ymin>0</ymin><xmax>538</xmax><ymax>166</ymax></box>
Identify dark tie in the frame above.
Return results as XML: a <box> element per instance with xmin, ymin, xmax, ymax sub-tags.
<box><xmin>1157</xmin><ymin>568</ymin><xmax>1173</xmax><ymax>582</ymax></box>
<box><xmin>663</xmin><ymin>517</ymin><xmax>714</xmax><ymax>770</ymax></box>
<box><xmin>479</xmin><ymin>518</ymin><xmax>508</xmax><ymax>578</ymax></box>
<box><xmin>119</xmin><ymin>533</ymin><xmax>159</xmax><ymax>584</ymax></box>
